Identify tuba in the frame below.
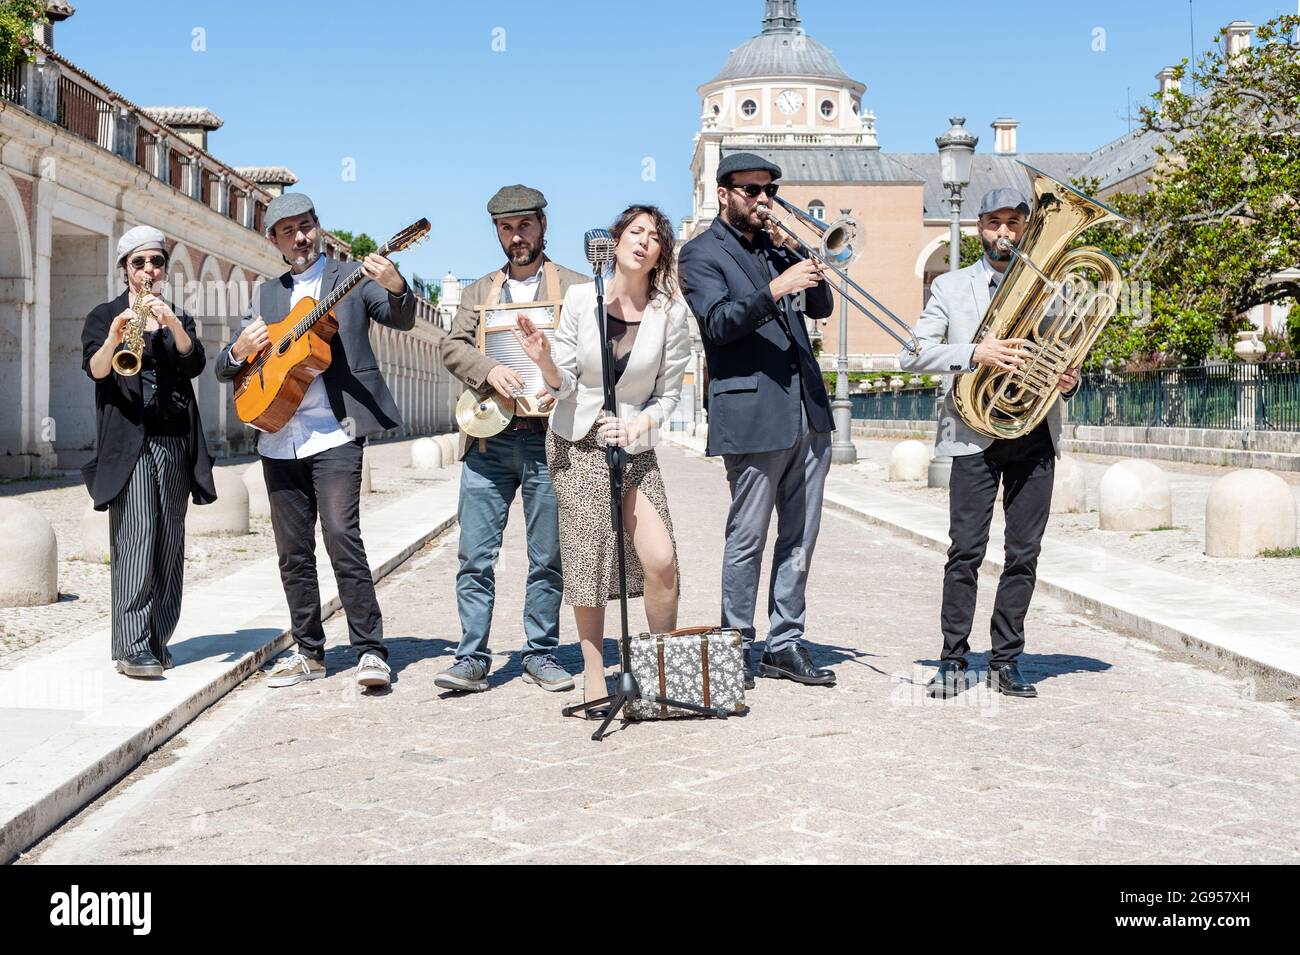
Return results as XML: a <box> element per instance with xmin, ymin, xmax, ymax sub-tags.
<box><xmin>112</xmin><ymin>276</ymin><xmax>152</xmax><ymax>376</ymax></box>
<box><xmin>953</xmin><ymin>164</ymin><xmax>1127</xmax><ymax>440</ymax></box>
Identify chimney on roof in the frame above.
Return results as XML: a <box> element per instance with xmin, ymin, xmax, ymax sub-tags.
<box><xmin>1156</xmin><ymin>66</ymin><xmax>1181</xmax><ymax>114</ymax></box>
<box><xmin>1223</xmin><ymin>20</ymin><xmax>1255</xmax><ymax>66</ymax></box>
<box><xmin>35</xmin><ymin>1</ymin><xmax>75</xmax><ymax>49</ymax></box>
<box><xmin>991</xmin><ymin>118</ymin><xmax>1019</xmax><ymax>155</ymax></box>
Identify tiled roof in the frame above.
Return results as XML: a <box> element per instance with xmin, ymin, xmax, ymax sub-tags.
<box><xmin>721</xmin><ymin>145</ymin><xmax>923</xmax><ymax>183</ymax></box>
<box><xmin>142</xmin><ymin>107</ymin><xmax>223</xmax><ymax>130</ymax></box>
<box><xmin>892</xmin><ymin>153</ymin><xmax>1090</xmax><ymax>219</ymax></box>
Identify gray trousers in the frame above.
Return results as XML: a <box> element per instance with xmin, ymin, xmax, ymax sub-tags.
<box><xmin>720</xmin><ymin>411</ymin><xmax>832</xmax><ymax>653</ymax></box>
<box><xmin>109</xmin><ymin>436</ymin><xmax>190</xmax><ymax>661</ymax></box>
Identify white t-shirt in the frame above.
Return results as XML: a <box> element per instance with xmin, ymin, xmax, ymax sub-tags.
<box><xmin>255</xmin><ymin>254</ymin><xmax>354</xmax><ymax>460</ymax></box>
<box><xmin>503</xmin><ymin>269</ymin><xmax>541</xmax><ymax>304</ymax></box>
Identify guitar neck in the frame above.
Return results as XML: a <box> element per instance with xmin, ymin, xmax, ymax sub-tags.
<box><xmin>295</xmin><ymin>252</ymin><xmax>387</xmax><ymax>338</ymax></box>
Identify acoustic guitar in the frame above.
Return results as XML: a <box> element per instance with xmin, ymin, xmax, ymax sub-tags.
<box><xmin>233</xmin><ymin>218</ymin><xmax>430</xmax><ymax>432</ymax></box>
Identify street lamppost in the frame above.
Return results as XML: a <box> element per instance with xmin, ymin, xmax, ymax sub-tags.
<box><xmin>937</xmin><ymin>116</ymin><xmax>977</xmax><ymax>272</ymax></box>
<box><xmin>830</xmin><ymin>206</ymin><xmax>857</xmax><ymax>464</ymax></box>
<box><xmin>930</xmin><ymin>117</ymin><xmax>978</xmax><ymax>487</ymax></box>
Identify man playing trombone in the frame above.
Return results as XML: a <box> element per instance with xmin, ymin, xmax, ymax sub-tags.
<box><xmin>679</xmin><ymin>153</ymin><xmax>837</xmax><ymax>689</ymax></box>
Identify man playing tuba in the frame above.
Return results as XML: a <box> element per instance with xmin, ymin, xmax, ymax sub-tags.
<box><xmin>900</xmin><ymin>187</ymin><xmax>1080</xmax><ymax>700</ymax></box>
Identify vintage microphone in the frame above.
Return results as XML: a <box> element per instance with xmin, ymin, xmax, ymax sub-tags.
<box><xmin>561</xmin><ymin>229</ymin><xmax>724</xmax><ymax>740</ymax></box>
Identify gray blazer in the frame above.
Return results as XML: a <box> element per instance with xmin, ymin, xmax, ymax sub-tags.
<box><xmin>898</xmin><ymin>258</ymin><xmax>1068</xmax><ymax>458</ymax></box>
<box><xmin>214</xmin><ymin>257</ymin><xmax>416</xmax><ymax>440</ymax></box>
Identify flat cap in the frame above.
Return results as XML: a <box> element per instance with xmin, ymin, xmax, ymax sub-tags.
<box><xmin>487</xmin><ymin>184</ymin><xmax>547</xmax><ymax>219</ymax></box>
<box><xmin>716</xmin><ymin>152</ymin><xmax>782</xmax><ymax>183</ymax></box>
<box><xmin>978</xmin><ymin>186</ymin><xmax>1031</xmax><ymax>217</ymax></box>
<box><xmin>116</xmin><ymin>225</ymin><xmax>167</xmax><ymax>263</ymax></box>
<box><xmin>264</xmin><ymin>192</ymin><xmax>316</xmax><ymax>235</ymax></box>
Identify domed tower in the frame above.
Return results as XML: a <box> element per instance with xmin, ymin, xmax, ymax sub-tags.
<box><xmin>683</xmin><ymin>0</ymin><xmax>875</xmax><ymax>238</ymax></box>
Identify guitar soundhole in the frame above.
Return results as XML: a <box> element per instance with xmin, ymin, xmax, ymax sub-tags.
<box><xmin>276</xmin><ymin>338</ymin><xmax>291</xmax><ymax>356</ymax></box>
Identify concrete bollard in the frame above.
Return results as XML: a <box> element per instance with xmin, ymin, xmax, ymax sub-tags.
<box><xmin>187</xmin><ymin>468</ymin><xmax>249</xmax><ymax>536</ymax></box>
<box><xmin>80</xmin><ymin>503</ymin><xmax>111</xmax><ymax>564</ymax></box>
<box><xmin>888</xmin><ymin>439</ymin><xmax>931</xmax><ymax>481</ymax></box>
<box><xmin>361</xmin><ymin>445</ymin><xmax>373</xmax><ymax>494</ymax></box>
<box><xmin>1098</xmin><ymin>459</ymin><xmax>1172</xmax><ymax>531</ymax></box>
<box><xmin>437</xmin><ymin>433</ymin><xmax>459</xmax><ymax>465</ymax></box>
<box><xmin>1205</xmin><ymin>468</ymin><xmax>1298</xmax><ymax>557</ymax></box>
<box><xmin>927</xmin><ymin>453</ymin><xmax>952</xmax><ymax>489</ymax></box>
<box><xmin>243</xmin><ymin>461</ymin><xmax>270</xmax><ymax>518</ymax></box>
<box><xmin>410</xmin><ymin>436</ymin><xmax>443</xmax><ymax>470</ymax></box>
<box><xmin>0</xmin><ymin>500</ymin><xmax>58</xmax><ymax>606</ymax></box>
<box><xmin>1051</xmin><ymin>454</ymin><xmax>1088</xmax><ymax>514</ymax></box>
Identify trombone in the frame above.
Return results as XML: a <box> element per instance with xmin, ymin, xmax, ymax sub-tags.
<box><xmin>759</xmin><ymin>197</ymin><xmax>920</xmax><ymax>355</ymax></box>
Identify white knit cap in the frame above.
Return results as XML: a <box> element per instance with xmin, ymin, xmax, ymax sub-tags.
<box><xmin>116</xmin><ymin>226</ymin><xmax>167</xmax><ymax>264</ymax></box>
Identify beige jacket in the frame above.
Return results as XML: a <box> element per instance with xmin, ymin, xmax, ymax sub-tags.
<box><xmin>441</xmin><ymin>256</ymin><xmax>589</xmax><ymax>460</ymax></box>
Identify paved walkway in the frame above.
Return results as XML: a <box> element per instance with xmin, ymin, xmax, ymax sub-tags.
<box><xmin>1</xmin><ymin>469</ymin><xmax>459</xmax><ymax>863</ymax></box>
<box><xmin>25</xmin><ymin>444</ymin><xmax>1300</xmax><ymax>864</ymax></box>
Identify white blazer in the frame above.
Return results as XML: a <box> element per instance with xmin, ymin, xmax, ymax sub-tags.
<box><xmin>547</xmin><ymin>281</ymin><xmax>691</xmax><ymax>455</ymax></box>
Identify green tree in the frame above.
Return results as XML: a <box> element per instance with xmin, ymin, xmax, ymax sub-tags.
<box><xmin>0</xmin><ymin>1</ymin><xmax>44</xmax><ymax>71</ymax></box>
<box><xmin>325</xmin><ymin>228</ymin><xmax>377</xmax><ymax>260</ymax></box>
<box><xmin>1077</xmin><ymin>14</ymin><xmax>1300</xmax><ymax>368</ymax></box>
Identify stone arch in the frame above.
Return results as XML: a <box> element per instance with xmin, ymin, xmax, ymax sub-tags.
<box><xmin>0</xmin><ymin>171</ymin><xmax>35</xmax><ymax>469</ymax></box>
<box><xmin>162</xmin><ymin>242</ymin><xmax>196</xmax><ymax>316</ymax></box>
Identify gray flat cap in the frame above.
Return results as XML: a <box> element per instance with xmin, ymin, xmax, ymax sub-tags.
<box><xmin>264</xmin><ymin>192</ymin><xmax>316</xmax><ymax>235</ymax></box>
<box><xmin>116</xmin><ymin>225</ymin><xmax>167</xmax><ymax>263</ymax></box>
<box><xmin>717</xmin><ymin>152</ymin><xmax>782</xmax><ymax>183</ymax></box>
<box><xmin>978</xmin><ymin>187</ymin><xmax>1031</xmax><ymax>217</ymax></box>
<box><xmin>487</xmin><ymin>184</ymin><xmax>547</xmax><ymax>219</ymax></box>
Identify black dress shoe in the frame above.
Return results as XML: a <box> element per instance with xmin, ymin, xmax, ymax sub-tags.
<box><xmin>760</xmin><ymin>645</ymin><xmax>835</xmax><ymax>686</ymax></box>
<box><xmin>742</xmin><ymin>649</ymin><xmax>757</xmax><ymax>690</ymax></box>
<box><xmin>926</xmin><ymin>660</ymin><xmax>970</xmax><ymax>699</ymax></box>
<box><xmin>987</xmin><ymin>662</ymin><xmax>1037</xmax><ymax>698</ymax></box>
<box><xmin>115</xmin><ymin>651</ymin><xmax>165</xmax><ymax>679</ymax></box>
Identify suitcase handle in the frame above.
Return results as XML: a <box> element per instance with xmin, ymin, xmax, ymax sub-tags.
<box><xmin>666</xmin><ymin>626</ymin><xmax>714</xmax><ymax>637</ymax></box>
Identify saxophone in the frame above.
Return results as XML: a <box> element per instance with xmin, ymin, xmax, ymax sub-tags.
<box><xmin>112</xmin><ymin>276</ymin><xmax>151</xmax><ymax>376</ymax></box>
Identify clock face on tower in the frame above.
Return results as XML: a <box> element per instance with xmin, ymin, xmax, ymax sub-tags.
<box><xmin>775</xmin><ymin>89</ymin><xmax>804</xmax><ymax>115</ymax></box>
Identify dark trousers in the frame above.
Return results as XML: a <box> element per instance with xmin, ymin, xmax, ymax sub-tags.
<box><xmin>262</xmin><ymin>439</ymin><xmax>385</xmax><ymax>662</ymax></box>
<box><xmin>109</xmin><ymin>436</ymin><xmax>190</xmax><ymax>660</ymax></box>
<box><xmin>941</xmin><ymin>424</ymin><xmax>1054</xmax><ymax>666</ymax></box>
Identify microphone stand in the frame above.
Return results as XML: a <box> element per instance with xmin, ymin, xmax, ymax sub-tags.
<box><xmin>561</xmin><ymin>259</ymin><xmax>726</xmax><ymax>741</ymax></box>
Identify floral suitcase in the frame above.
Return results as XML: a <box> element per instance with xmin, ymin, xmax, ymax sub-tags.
<box><xmin>622</xmin><ymin>626</ymin><xmax>747</xmax><ymax>720</ymax></box>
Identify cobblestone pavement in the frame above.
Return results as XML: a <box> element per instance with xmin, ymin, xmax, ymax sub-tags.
<box><xmin>26</xmin><ymin>444</ymin><xmax>1300</xmax><ymax>864</ymax></box>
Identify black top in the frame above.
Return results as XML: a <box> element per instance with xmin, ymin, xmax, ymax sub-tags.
<box><xmin>140</xmin><ymin>329</ymin><xmax>194</xmax><ymax>437</ymax></box>
<box><xmin>80</xmin><ymin>292</ymin><xmax>216</xmax><ymax>511</ymax></box>
<box><xmin>604</xmin><ymin>312</ymin><xmax>641</xmax><ymax>386</ymax></box>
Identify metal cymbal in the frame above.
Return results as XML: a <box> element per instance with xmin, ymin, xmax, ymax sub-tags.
<box><xmin>455</xmin><ymin>388</ymin><xmax>514</xmax><ymax>438</ymax></box>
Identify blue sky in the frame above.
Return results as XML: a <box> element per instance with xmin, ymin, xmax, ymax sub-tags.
<box><xmin>57</xmin><ymin>0</ymin><xmax>1295</xmax><ymax>286</ymax></box>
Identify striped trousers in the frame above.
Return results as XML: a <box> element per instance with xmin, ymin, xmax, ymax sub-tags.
<box><xmin>109</xmin><ymin>436</ymin><xmax>190</xmax><ymax>661</ymax></box>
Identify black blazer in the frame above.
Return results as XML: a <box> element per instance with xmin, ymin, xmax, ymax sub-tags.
<box><xmin>678</xmin><ymin>217</ymin><xmax>835</xmax><ymax>456</ymax></box>
<box><xmin>80</xmin><ymin>292</ymin><xmax>217</xmax><ymax>511</ymax></box>
<box><xmin>214</xmin><ymin>257</ymin><xmax>416</xmax><ymax>440</ymax></box>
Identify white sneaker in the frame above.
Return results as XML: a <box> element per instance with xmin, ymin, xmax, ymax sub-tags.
<box><xmin>356</xmin><ymin>652</ymin><xmax>391</xmax><ymax>688</ymax></box>
<box><xmin>266</xmin><ymin>651</ymin><xmax>326</xmax><ymax>688</ymax></box>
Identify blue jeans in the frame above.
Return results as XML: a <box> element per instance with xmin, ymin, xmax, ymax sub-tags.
<box><xmin>455</xmin><ymin>429</ymin><xmax>562</xmax><ymax>667</ymax></box>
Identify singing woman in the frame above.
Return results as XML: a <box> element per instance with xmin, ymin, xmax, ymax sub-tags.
<box><xmin>515</xmin><ymin>205</ymin><xmax>691</xmax><ymax>712</ymax></box>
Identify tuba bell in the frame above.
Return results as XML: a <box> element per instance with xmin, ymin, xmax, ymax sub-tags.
<box><xmin>952</xmin><ymin>164</ymin><xmax>1128</xmax><ymax>440</ymax></box>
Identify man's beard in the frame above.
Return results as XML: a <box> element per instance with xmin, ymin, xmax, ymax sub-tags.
<box><xmin>981</xmin><ymin>234</ymin><xmax>1015</xmax><ymax>262</ymax></box>
<box><xmin>506</xmin><ymin>235</ymin><xmax>544</xmax><ymax>267</ymax></box>
<box><xmin>723</xmin><ymin>202</ymin><xmax>762</xmax><ymax>235</ymax></box>
<box><xmin>287</xmin><ymin>242</ymin><xmax>321</xmax><ymax>268</ymax></box>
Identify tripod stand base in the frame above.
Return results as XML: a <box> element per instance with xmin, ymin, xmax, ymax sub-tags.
<box><xmin>562</xmin><ymin>671</ymin><xmax>731</xmax><ymax>742</ymax></box>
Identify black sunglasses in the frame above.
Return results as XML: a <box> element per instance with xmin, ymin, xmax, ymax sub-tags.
<box><xmin>129</xmin><ymin>254</ymin><xmax>167</xmax><ymax>269</ymax></box>
<box><xmin>729</xmin><ymin>183</ymin><xmax>779</xmax><ymax>199</ymax></box>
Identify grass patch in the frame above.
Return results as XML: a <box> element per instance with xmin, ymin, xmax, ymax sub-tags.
<box><xmin>1259</xmin><ymin>546</ymin><xmax>1300</xmax><ymax>558</ymax></box>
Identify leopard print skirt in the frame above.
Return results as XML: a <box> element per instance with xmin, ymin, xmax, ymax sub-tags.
<box><xmin>546</xmin><ymin>422</ymin><xmax>679</xmax><ymax>607</ymax></box>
